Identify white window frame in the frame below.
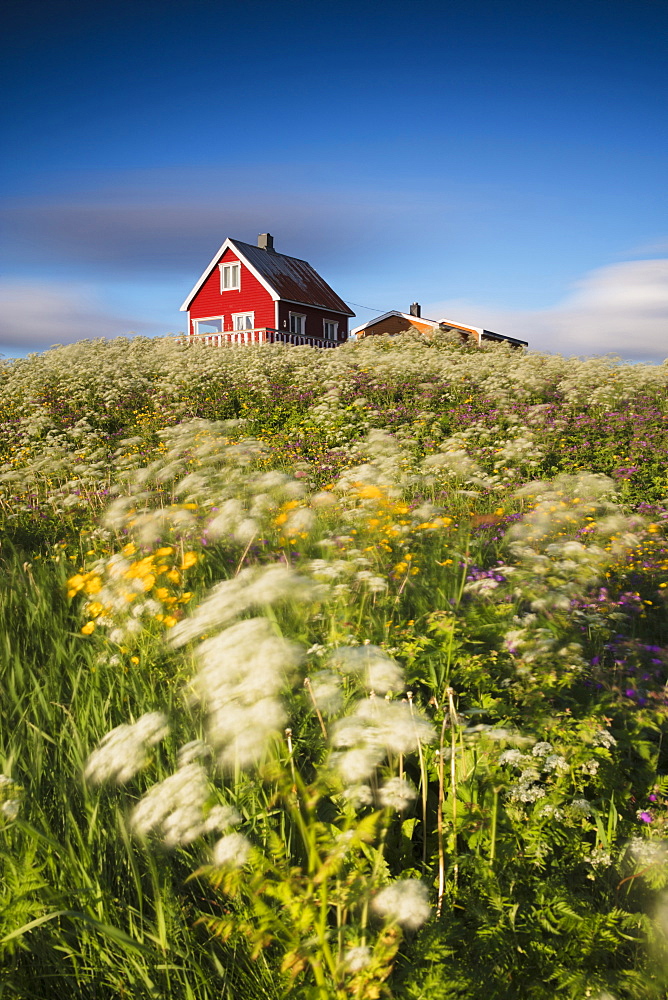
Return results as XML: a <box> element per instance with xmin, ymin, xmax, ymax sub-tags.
<box><xmin>289</xmin><ymin>312</ymin><xmax>306</xmax><ymax>336</ymax></box>
<box><xmin>232</xmin><ymin>311</ymin><xmax>255</xmax><ymax>331</ymax></box>
<box><xmin>219</xmin><ymin>261</ymin><xmax>240</xmax><ymax>292</ymax></box>
<box><xmin>194</xmin><ymin>317</ymin><xmax>224</xmax><ymax>335</ymax></box>
<box><xmin>323</xmin><ymin>319</ymin><xmax>338</xmax><ymax>341</ymax></box>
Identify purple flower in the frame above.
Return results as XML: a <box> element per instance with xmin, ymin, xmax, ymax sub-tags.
<box><xmin>638</xmin><ymin>811</ymin><xmax>653</xmax><ymax>823</ymax></box>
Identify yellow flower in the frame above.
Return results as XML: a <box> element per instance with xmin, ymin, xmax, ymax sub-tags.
<box><xmin>83</xmin><ymin>576</ymin><xmax>102</xmax><ymax>595</ymax></box>
<box><xmin>155</xmin><ymin>587</ymin><xmax>170</xmax><ymax>600</ymax></box>
<box><xmin>87</xmin><ymin>602</ymin><xmax>104</xmax><ymax>618</ymax></box>
<box><xmin>155</xmin><ymin>546</ymin><xmax>174</xmax><ymax>557</ymax></box>
<box><xmin>122</xmin><ymin>543</ymin><xmax>137</xmax><ymax>556</ymax></box>
<box><xmin>130</xmin><ymin>656</ymin><xmax>140</xmax><ymax>664</ymax></box>
<box><xmin>67</xmin><ymin>574</ymin><xmax>86</xmax><ymax>594</ymax></box>
<box><xmin>166</xmin><ymin>569</ymin><xmax>181</xmax><ymax>584</ymax></box>
<box><xmin>81</xmin><ymin>622</ymin><xmax>95</xmax><ymax>635</ymax></box>
<box><xmin>181</xmin><ymin>552</ymin><xmax>198</xmax><ymax>569</ymax></box>
<box><xmin>356</xmin><ymin>485</ymin><xmax>384</xmax><ymax>500</ymax></box>
<box><xmin>163</xmin><ymin>615</ymin><xmax>177</xmax><ymax>628</ymax></box>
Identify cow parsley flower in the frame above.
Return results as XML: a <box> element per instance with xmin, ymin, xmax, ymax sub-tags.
<box><xmin>212</xmin><ymin>832</ymin><xmax>251</xmax><ymax>868</ymax></box>
<box><xmin>130</xmin><ymin>763</ymin><xmax>210</xmax><ymax>846</ymax></box>
<box><xmin>344</xmin><ymin>946</ymin><xmax>371</xmax><ymax>972</ymax></box>
<box><xmin>329</xmin><ymin>645</ymin><xmax>404</xmax><ymax>694</ymax></box>
<box><xmin>379</xmin><ymin>777</ymin><xmax>417</xmax><ymax>811</ymax></box>
<box><xmin>84</xmin><ymin>712</ymin><xmax>169</xmax><ymax>785</ymax></box>
<box><xmin>593</xmin><ymin>730</ymin><xmax>617</xmax><ymax>749</ymax></box>
<box><xmin>543</xmin><ymin>754</ymin><xmax>569</xmax><ymax>773</ymax></box>
<box><xmin>342</xmin><ymin>783</ymin><xmax>374</xmax><ymax>808</ymax></box>
<box><xmin>372</xmin><ymin>879</ymin><xmax>431</xmax><ymax>930</ymax></box>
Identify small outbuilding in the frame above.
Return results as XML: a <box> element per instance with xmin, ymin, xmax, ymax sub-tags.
<box><xmin>350</xmin><ymin>303</ymin><xmax>528</xmax><ymax>348</ymax></box>
<box><xmin>180</xmin><ymin>234</ymin><xmax>355</xmax><ymax>347</ymax></box>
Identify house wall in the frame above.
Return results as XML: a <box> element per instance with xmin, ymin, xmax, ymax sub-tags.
<box><xmin>276</xmin><ymin>301</ymin><xmax>349</xmax><ymax>341</ymax></box>
<box><xmin>188</xmin><ymin>247</ymin><xmax>275</xmax><ymax>335</ymax></box>
<box><xmin>358</xmin><ymin>315</ymin><xmax>435</xmax><ymax>338</ymax></box>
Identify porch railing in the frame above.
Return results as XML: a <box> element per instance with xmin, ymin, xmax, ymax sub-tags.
<box><xmin>182</xmin><ymin>328</ymin><xmax>341</xmax><ymax>348</ymax></box>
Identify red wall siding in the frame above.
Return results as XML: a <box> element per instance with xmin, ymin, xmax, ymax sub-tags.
<box><xmin>188</xmin><ymin>247</ymin><xmax>275</xmax><ymax>335</ymax></box>
<box><xmin>276</xmin><ymin>301</ymin><xmax>349</xmax><ymax>341</ymax></box>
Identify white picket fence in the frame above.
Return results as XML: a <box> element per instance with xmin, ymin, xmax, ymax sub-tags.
<box><xmin>181</xmin><ymin>329</ymin><xmax>340</xmax><ymax>349</ymax></box>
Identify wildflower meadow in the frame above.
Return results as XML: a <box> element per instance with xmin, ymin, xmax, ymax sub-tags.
<box><xmin>1</xmin><ymin>331</ymin><xmax>667</xmax><ymax>1000</ymax></box>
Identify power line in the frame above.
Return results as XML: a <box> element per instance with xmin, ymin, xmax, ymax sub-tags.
<box><xmin>344</xmin><ymin>300</ymin><xmax>387</xmax><ymax>314</ymax></box>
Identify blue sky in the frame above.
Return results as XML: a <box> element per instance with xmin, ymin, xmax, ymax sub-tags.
<box><xmin>1</xmin><ymin>0</ymin><xmax>667</xmax><ymax>359</ymax></box>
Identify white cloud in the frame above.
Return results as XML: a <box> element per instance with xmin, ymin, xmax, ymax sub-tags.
<box><xmin>424</xmin><ymin>259</ymin><xmax>668</xmax><ymax>362</ymax></box>
<box><xmin>0</xmin><ymin>280</ymin><xmax>162</xmax><ymax>350</ymax></box>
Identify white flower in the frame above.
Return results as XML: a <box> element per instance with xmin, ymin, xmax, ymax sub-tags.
<box><xmin>531</xmin><ymin>742</ymin><xmax>553</xmax><ymax>757</ymax></box>
<box><xmin>498</xmin><ymin>749</ymin><xmax>525</xmax><ymax>767</ymax></box>
<box><xmin>177</xmin><ymin>740</ymin><xmax>210</xmax><ymax>766</ymax></box>
<box><xmin>189</xmin><ymin>617</ymin><xmax>300</xmax><ymax>770</ymax></box>
<box><xmin>309</xmin><ymin>671</ymin><xmax>343</xmax><ymax>714</ymax></box>
<box><xmin>344</xmin><ymin>945</ymin><xmax>371</xmax><ymax>972</ymax></box>
<box><xmin>379</xmin><ymin>777</ymin><xmax>417</xmax><ymax>812</ymax></box>
<box><xmin>581</xmin><ymin>758</ymin><xmax>599</xmax><ymax>776</ymax></box>
<box><xmin>130</xmin><ymin>763</ymin><xmax>209</xmax><ymax>846</ymax></box>
<box><xmin>203</xmin><ymin>804</ymin><xmax>242</xmax><ymax>833</ymax></box>
<box><xmin>543</xmin><ymin>754</ymin><xmax>569</xmax><ymax>773</ymax></box>
<box><xmin>212</xmin><ymin>832</ymin><xmax>251</xmax><ymax>868</ymax></box>
<box><xmin>335</xmin><ymin>746</ymin><xmax>385</xmax><ymax>783</ymax></box>
<box><xmin>372</xmin><ymin>879</ymin><xmax>431</xmax><ymax>930</ymax></box>
<box><xmin>171</xmin><ymin>565</ymin><xmax>313</xmax><ymax>647</ymax></box>
<box><xmin>593</xmin><ymin>730</ymin><xmax>617</xmax><ymax>749</ymax></box>
<box><xmin>586</xmin><ymin>847</ymin><xmax>612</xmax><ymax>868</ymax></box>
<box><xmin>570</xmin><ymin>798</ymin><xmax>593</xmax><ymax>817</ymax></box>
<box><xmin>510</xmin><ymin>782</ymin><xmax>546</xmax><ymax>803</ymax></box>
<box><xmin>1</xmin><ymin>799</ymin><xmax>20</xmax><ymax>821</ymax></box>
<box><xmin>84</xmin><ymin>712</ymin><xmax>169</xmax><ymax>784</ymax></box>
<box><xmin>329</xmin><ymin>645</ymin><xmax>404</xmax><ymax>694</ymax></box>
<box><xmin>355</xmin><ymin>698</ymin><xmax>435</xmax><ymax>755</ymax></box>
<box><xmin>342</xmin><ymin>784</ymin><xmax>374</xmax><ymax>808</ymax></box>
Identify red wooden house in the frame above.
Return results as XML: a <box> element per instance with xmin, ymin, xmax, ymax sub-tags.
<box><xmin>180</xmin><ymin>233</ymin><xmax>355</xmax><ymax>347</ymax></box>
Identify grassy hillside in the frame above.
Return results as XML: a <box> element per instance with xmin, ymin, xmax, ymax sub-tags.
<box><xmin>1</xmin><ymin>333</ymin><xmax>667</xmax><ymax>999</ymax></box>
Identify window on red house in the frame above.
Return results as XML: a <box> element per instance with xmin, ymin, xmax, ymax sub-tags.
<box><xmin>233</xmin><ymin>312</ymin><xmax>254</xmax><ymax>331</ymax></box>
<box><xmin>220</xmin><ymin>262</ymin><xmax>240</xmax><ymax>291</ymax></box>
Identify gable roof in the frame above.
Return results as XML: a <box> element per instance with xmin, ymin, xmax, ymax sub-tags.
<box><xmin>350</xmin><ymin>310</ymin><xmax>442</xmax><ymax>335</ymax></box>
<box><xmin>180</xmin><ymin>238</ymin><xmax>355</xmax><ymax>316</ymax></box>
<box><xmin>351</xmin><ymin>310</ymin><xmax>482</xmax><ymax>339</ymax></box>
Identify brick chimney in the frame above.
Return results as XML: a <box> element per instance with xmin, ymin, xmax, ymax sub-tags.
<box><xmin>258</xmin><ymin>233</ymin><xmax>274</xmax><ymax>251</ymax></box>
<box><xmin>409</xmin><ymin>302</ymin><xmax>421</xmax><ymax>317</ymax></box>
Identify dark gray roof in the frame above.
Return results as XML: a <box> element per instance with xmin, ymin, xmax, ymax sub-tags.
<box><xmin>231</xmin><ymin>240</ymin><xmax>354</xmax><ymax>316</ymax></box>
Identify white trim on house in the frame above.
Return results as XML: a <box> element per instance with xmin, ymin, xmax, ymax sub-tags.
<box><xmin>180</xmin><ymin>238</ymin><xmax>279</xmax><ymax>311</ymax></box>
<box><xmin>193</xmin><ymin>315</ymin><xmax>225</xmax><ymax>336</ymax></box>
<box><xmin>323</xmin><ymin>319</ymin><xmax>338</xmax><ymax>340</ymax></box>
